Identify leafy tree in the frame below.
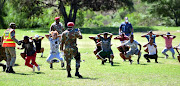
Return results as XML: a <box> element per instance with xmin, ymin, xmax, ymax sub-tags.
<box><xmin>10</xmin><ymin>0</ymin><xmax>133</xmax><ymax>28</ymax></box>
<box><xmin>0</xmin><ymin>0</ymin><xmax>7</xmax><ymax>28</ymax></box>
<box><xmin>142</xmin><ymin>0</ymin><xmax>180</xmax><ymax>26</ymax></box>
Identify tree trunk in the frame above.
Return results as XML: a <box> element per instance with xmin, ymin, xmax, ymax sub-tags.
<box><xmin>58</xmin><ymin>0</ymin><xmax>78</xmax><ymax>28</ymax></box>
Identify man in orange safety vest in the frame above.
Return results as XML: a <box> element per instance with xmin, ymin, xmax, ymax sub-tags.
<box><xmin>2</xmin><ymin>23</ymin><xmax>21</xmax><ymax>73</ymax></box>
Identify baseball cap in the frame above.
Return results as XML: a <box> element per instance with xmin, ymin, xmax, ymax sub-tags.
<box><xmin>24</xmin><ymin>36</ymin><xmax>29</xmax><ymax>40</ymax></box>
<box><xmin>9</xmin><ymin>22</ymin><xmax>16</xmax><ymax>27</ymax></box>
<box><xmin>35</xmin><ymin>34</ymin><xmax>39</xmax><ymax>38</ymax></box>
<box><xmin>125</xmin><ymin>17</ymin><xmax>128</xmax><ymax>22</ymax></box>
<box><xmin>166</xmin><ymin>32</ymin><xmax>171</xmax><ymax>35</ymax></box>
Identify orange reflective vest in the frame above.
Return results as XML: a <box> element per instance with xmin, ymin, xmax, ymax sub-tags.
<box><xmin>2</xmin><ymin>29</ymin><xmax>16</xmax><ymax>47</ymax></box>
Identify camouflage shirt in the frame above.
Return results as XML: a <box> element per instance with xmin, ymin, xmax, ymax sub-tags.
<box><xmin>61</xmin><ymin>29</ymin><xmax>81</xmax><ymax>49</ymax></box>
<box><xmin>50</xmin><ymin>22</ymin><xmax>64</xmax><ymax>34</ymax></box>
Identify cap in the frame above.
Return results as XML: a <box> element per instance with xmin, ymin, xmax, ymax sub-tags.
<box><xmin>24</xmin><ymin>36</ymin><xmax>29</xmax><ymax>40</ymax></box>
<box><xmin>55</xmin><ymin>17</ymin><xmax>60</xmax><ymax>20</ymax></box>
<box><xmin>67</xmin><ymin>22</ymin><xmax>74</xmax><ymax>27</ymax></box>
<box><xmin>166</xmin><ymin>32</ymin><xmax>171</xmax><ymax>35</ymax></box>
<box><xmin>35</xmin><ymin>34</ymin><xmax>39</xmax><ymax>38</ymax></box>
<box><xmin>125</xmin><ymin>17</ymin><xmax>128</xmax><ymax>22</ymax></box>
<box><xmin>9</xmin><ymin>22</ymin><xmax>16</xmax><ymax>27</ymax></box>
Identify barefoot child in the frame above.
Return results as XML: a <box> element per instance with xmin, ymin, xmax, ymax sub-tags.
<box><xmin>17</xmin><ymin>36</ymin><xmax>40</xmax><ymax>72</ymax></box>
<box><xmin>45</xmin><ymin>31</ymin><xmax>64</xmax><ymax>69</ymax></box>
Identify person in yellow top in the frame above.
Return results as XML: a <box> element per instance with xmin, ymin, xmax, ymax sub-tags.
<box><xmin>2</xmin><ymin>23</ymin><xmax>21</xmax><ymax>73</ymax></box>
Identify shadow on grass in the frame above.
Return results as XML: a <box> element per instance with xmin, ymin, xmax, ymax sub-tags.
<box><xmin>34</xmin><ymin>72</ymin><xmax>45</xmax><ymax>74</ymax></box>
<box><xmin>78</xmin><ymin>77</ymin><xmax>98</xmax><ymax>80</ymax></box>
<box><xmin>14</xmin><ymin>64</ymin><xmax>20</xmax><ymax>66</ymax></box>
<box><xmin>140</xmin><ymin>63</ymin><xmax>148</xmax><ymax>65</ymax></box>
<box><xmin>18</xmin><ymin>26</ymin><xmax>158</xmax><ymax>34</ymax></box>
<box><xmin>14</xmin><ymin>73</ymin><xmax>33</xmax><ymax>75</ymax></box>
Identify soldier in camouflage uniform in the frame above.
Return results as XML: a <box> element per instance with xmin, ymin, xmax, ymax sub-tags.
<box><xmin>0</xmin><ymin>36</ymin><xmax>7</xmax><ymax>71</ymax></box>
<box><xmin>60</xmin><ymin>22</ymin><xmax>83</xmax><ymax>78</ymax></box>
<box><xmin>49</xmin><ymin>17</ymin><xmax>64</xmax><ymax>34</ymax></box>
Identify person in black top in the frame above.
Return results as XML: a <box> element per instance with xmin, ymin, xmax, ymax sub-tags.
<box><xmin>89</xmin><ymin>36</ymin><xmax>102</xmax><ymax>55</ymax></box>
<box><xmin>17</xmin><ymin>36</ymin><xmax>40</xmax><ymax>72</ymax></box>
<box><xmin>30</xmin><ymin>35</ymin><xmax>44</xmax><ymax>57</ymax></box>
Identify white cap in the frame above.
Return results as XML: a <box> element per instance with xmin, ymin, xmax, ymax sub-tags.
<box><xmin>35</xmin><ymin>34</ymin><xmax>39</xmax><ymax>38</ymax></box>
<box><xmin>166</xmin><ymin>32</ymin><xmax>171</xmax><ymax>35</ymax></box>
<box><xmin>125</xmin><ymin>17</ymin><xmax>128</xmax><ymax>22</ymax></box>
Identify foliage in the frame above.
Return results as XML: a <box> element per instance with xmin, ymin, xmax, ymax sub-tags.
<box><xmin>142</xmin><ymin>0</ymin><xmax>180</xmax><ymax>26</ymax></box>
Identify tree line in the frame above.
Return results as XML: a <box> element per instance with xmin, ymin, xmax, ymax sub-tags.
<box><xmin>0</xmin><ymin>0</ymin><xmax>179</xmax><ymax>29</ymax></box>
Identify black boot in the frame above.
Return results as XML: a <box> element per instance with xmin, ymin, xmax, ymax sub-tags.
<box><xmin>75</xmin><ymin>68</ymin><xmax>82</xmax><ymax>78</ymax></box>
<box><xmin>9</xmin><ymin>66</ymin><xmax>15</xmax><ymax>73</ymax></box>
<box><xmin>67</xmin><ymin>71</ymin><xmax>72</xmax><ymax>78</ymax></box>
<box><xmin>6</xmin><ymin>67</ymin><xmax>9</xmax><ymax>73</ymax></box>
<box><xmin>3</xmin><ymin>65</ymin><xmax>6</xmax><ymax>72</ymax></box>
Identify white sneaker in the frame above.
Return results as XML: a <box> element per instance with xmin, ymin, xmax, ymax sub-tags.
<box><xmin>37</xmin><ymin>66</ymin><xmax>40</xmax><ymax>71</ymax></box>
<box><xmin>33</xmin><ymin>65</ymin><xmax>35</xmax><ymax>72</ymax></box>
<box><xmin>165</xmin><ymin>55</ymin><xmax>169</xmax><ymax>59</ymax></box>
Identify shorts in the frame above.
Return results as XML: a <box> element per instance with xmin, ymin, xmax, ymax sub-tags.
<box><xmin>118</xmin><ymin>46</ymin><xmax>129</xmax><ymax>52</ymax></box>
<box><xmin>95</xmin><ymin>46</ymin><xmax>102</xmax><ymax>52</ymax></box>
<box><xmin>97</xmin><ymin>50</ymin><xmax>113</xmax><ymax>58</ymax></box>
<box><xmin>125</xmin><ymin>49</ymin><xmax>140</xmax><ymax>57</ymax></box>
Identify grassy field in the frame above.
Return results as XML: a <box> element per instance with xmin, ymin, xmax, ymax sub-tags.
<box><xmin>0</xmin><ymin>26</ymin><xmax>180</xmax><ymax>86</ymax></box>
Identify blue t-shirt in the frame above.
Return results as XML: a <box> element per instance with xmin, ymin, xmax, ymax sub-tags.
<box><xmin>119</xmin><ymin>22</ymin><xmax>133</xmax><ymax>34</ymax></box>
<box><xmin>145</xmin><ymin>35</ymin><xmax>156</xmax><ymax>43</ymax></box>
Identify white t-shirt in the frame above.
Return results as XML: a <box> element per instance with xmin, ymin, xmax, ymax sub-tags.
<box><xmin>147</xmin><ymin>44</ymin><xmax>157</xmax><ymax>55</ymax></box>
<box><xmin>124</xmin><ymin>40</ymin><xmax>140</xmax><ymax>50</ymax></box>
<box><xmin>49</xmin><ymin>37</ymin><xmax>60</xmax><ymax>54</ymax></box>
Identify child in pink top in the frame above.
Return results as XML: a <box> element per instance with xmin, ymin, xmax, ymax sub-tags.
<box><xmin>160</xmin><ymin>32</ymin><xmax>176</xmax><ymax>59</ymax></box>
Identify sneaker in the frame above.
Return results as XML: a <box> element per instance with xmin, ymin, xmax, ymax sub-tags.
<box><xmin>147</xmin><ymin>60</ymin><xmax>150</xmax><ymax>63</ymax></box>
<box><xmin>102</xmin><ymin>61</ymin><xmax>104</xmax><ymax>65</ymax></box>
<box><xmin>75</xmin><ymin>72</ymin><xmax>83</xmax><ymax>78</ymax></box>
<box><xmin>41</xmin><ymin>55</ymin><xmax>43</xmax><ymax>57</ymax></box>
<box><xmin>123</xmin><ymin>59</ymin><xmax>126</xmax><ymax>62</ymax></box>
<box><xmin>67</xmin><ymin>73</ymin><xmax>72</xmax><ymax>78</ymax></box>
<box><xmin>129</xmin><ymin>60</ymin><xmax>133</xmax><ymax>64</ymax></box>
<box><xmin>50</xmin><ymin>63</ymin><xmax>53</xmax><ymax>69</ymax></box>
<box><xmin>6</xmin><ymin>67</ymin><xmax>9</xmax><ymax>73</ymax></box>
<box><xmin>173</xmin><ymin>56</ymin><xmax>175</xmax><ymax>59</ymax></box>
<box><xmin>155</xmin><ymin>61</ymin><xmax>158</xmax><ymax>63</ymax></box>
<box><xmin>3</xmin><ymin>65</ymin><xmax>6</xmax><ymax>72</ymax></box>
<box><xmin>33</xmin><ymin>65</ymin><xmax>35</xmax><ymax>72</ymax></box>
<box><xmin>9</xmin><ymin>66</ymin><xmax>15</xmax><ymax>73</ymax></box>
<box><xmin>165</xmin><ymin>55</ymin><xmax>169</xmax><ymax>59</ymax></box>
<box><xmin>61</xmin><ymin>62</ymin><xmax>64</xmax><ymax>68</ymax></box>
<box><xmin>111</xmin><ymin>61</ymin><xmax>113</xmax><ymax>66</ymax></box>
<box><xmin>137</xmin><ymin>60</ymin><xmax>140</xmax><ymax>64</ymax></box>
<box><xmin>37</xmin><ymin>66</ymin><xmax>40</xmax><ymax>71</ymax></box>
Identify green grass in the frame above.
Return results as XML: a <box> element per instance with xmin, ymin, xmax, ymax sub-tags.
<box><xmin>0</xmin><ymin>26</ymin><xmax>180</xmax><ymax>86</ymax></box>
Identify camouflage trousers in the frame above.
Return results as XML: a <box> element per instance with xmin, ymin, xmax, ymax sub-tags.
<box><xmin>64</xmin><ymin>47</ymin><xmax>81</xmax><ymax>71</ymax></box>
<box><xmin>5</xmin><ymin>47</ymin><xmax>16</xmax><ymax>67</ymax></box>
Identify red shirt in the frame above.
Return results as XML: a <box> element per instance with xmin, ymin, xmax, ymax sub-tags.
<box><xmin>114</xmin><ymin>36</ymin><xmax>129</xmax><ymax>44</ymax></box>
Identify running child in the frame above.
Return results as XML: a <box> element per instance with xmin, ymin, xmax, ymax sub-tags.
<box><xmin>17</xmin><ymin>36</ymin><xmax>40</xmax><ymax>72</ymax></box>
